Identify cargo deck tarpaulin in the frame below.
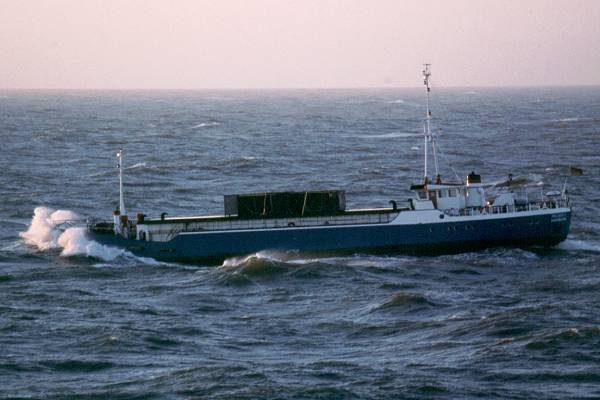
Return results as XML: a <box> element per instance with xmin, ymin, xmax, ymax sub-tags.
<box><xmin>224</xmin><ymin>190</ymin><xmax>346</xmax><ymax>218</ymax></box>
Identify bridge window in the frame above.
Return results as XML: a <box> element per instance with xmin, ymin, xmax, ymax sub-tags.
<box><xmin>418</xmin><ymin>191</ymin><xmax>427</xmax><ymax>200</ymax></box>
<box><xmin>449</xmin><ymin>189</ymin><xmax>457</xmax><ymax>197</ymax></box>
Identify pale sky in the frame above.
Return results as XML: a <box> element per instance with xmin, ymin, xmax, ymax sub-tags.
<box><xmin>1</xmin><ymin>0</ymin><xmax>599</xmax><ymax>89</ymax></box>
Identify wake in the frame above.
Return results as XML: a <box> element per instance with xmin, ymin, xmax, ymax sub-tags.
<box><xmin>558</xmin><ymin>239</ymin><xmax>600</xmax><ymax>253</ymax></box>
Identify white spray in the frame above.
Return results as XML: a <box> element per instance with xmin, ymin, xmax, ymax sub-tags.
<box><xmin>20</xmin><ymin>207</ymin><xmax>128</xmax><ymax>261</ymax></box>
<box><xmin>19</xmin><ymin>207</ymin><xmax>79</xmax><ymax>250</ymax></box>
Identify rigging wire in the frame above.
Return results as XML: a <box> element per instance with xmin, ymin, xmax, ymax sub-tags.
<box><xmin>434</xmin><ymin>139</ymin><xmax>463</xmax><ymax>183</ymax></box>
<box><xmin>427</xmin><ymin>78</ymin><xmax>463</xmax><ymax>183</ymax></box>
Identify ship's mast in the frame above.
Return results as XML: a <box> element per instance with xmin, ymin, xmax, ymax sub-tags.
<box><xmin>117</xmin><ymin>149</ymin><xmax>126</xmax><ymax>215</ymax></box>
<box><xmin>422</xmin><ymin>64</ymin><xmax>439</xmax><ymax>182</ymax></box>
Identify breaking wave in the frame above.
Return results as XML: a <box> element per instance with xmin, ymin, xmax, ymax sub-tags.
<box><xmin>58</xmin><ymin>227</ymin><xmax>126</xmax><ymax>261</ymax></box>
<box><xmin>19</xmin><ymin>207</ymin><xmax>154</xmax><ymax>263</ymax></box>
<box><xmin>216</xmin><ymin>251</ymin><xmax>322</xmax><ymax>281</ymax></box>
<box><xmin>553</xmin><ymin>117</ymin><xmax>581</xmax><ymax>123</ymax></box>
<box><xmin>221</xmin><ymin>251</ymin><xmax>286</xmax><ymax>268</ymax></box>
<box><xmin>220</xmin><ymin>251</ymin><xmax>292</xmax><ymax>275</ymax></box>
<box><xmin>19</xmin><ymin>207</ymin><xmax>80</xmax><ymax>251</ymax></box>
<box><xmin>191</xmin><ymin>122</ymin><xmax>220</xmax><ymax>129</ymax></box>
<box><xmin>126</xmin><ymin>162</ymin><xmax>147</xmax><ymax>170</ymax></box>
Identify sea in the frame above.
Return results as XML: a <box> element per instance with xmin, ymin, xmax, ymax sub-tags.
<box><xmin>1</xmin><ymin>87</ymin><xmax>599</xmax><ymax>399</ymax></box>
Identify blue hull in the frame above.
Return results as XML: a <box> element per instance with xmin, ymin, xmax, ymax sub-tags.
<box><xmin>89</xmin><ymin>211</ymin><xmax>571</xmax><ymax>264</ymax></box>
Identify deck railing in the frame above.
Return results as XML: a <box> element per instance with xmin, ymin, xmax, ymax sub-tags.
<box><xmin>445</xmin><ymin>198</ymin><xmax>570</xmax><ymax>217</ymax></box>
<box><xmin>92</xmin><ymin>197</ymin><xmax>570</xmax><ymax>242</ymax></box>
<box><xmin>132</xmin><ymin>211</ymin><xmax>400</xmax><ymax>241</ymax></box>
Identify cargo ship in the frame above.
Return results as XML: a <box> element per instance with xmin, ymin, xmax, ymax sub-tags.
<box><xmin>87</xmin><ymin>66</ymin><xmax>572</xmax><ymax>264</ymax></box>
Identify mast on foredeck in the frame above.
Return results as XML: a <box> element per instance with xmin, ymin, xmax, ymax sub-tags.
<box><xmin>422</xmin><ymin>64</ymin><xmax>439</xmax><ymax>183</ymax></box>
<box><xmin>117</xmin><ymin>149</ymin><xmax>126</xmax><ymax>215</ymax></box>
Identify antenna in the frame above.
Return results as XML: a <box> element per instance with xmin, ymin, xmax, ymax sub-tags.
<box><xmin>423</xmin><ymin>64</ymin><xmax>430</xmax><ymax>182</ymax></box>
<box><xmin>422</xmin><ymin>63</ymin><xmax>439</xmax><ymax>182</ymax></box>
<box><xmin>117</xmin><ymin>149</ymin><xmax>126</xmax><ymax>215</ymax></box>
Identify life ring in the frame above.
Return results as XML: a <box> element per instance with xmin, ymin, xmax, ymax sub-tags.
<box><xmin>288</xmin><ymin>222</ymin><xmax>296</xmax><ymax>227</ymax></box>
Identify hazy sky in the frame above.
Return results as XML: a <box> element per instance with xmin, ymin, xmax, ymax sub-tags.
<box><xmin>1</xmin><ymin>0</ymin><xmax>599</xmax><ymax>89</ymax></box>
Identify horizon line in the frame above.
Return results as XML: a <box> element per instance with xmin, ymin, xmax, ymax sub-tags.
<box><xmin>1</xmin><ymin>83</ymin><xmax>599</xmax><ymax>91</ymax></box>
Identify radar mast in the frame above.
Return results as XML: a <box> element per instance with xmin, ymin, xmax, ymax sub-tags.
<box><xmin>422</xmin><ymin>64</ymin><xmax>440</xmax><ymax>183</ymax></box>
<box><xmin>117</xmin><ymin>149</ymin><xmax>126</xmax><ymax>216</ymax></box>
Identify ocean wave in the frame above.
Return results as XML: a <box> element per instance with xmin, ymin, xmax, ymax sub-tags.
<box><xmin>453</xmin><ymin>306</ymin><xmax>552</xmax><ymax>340</ymax></box>
<box><xmin>39</xmin><ymin>359</ymin><xmax>115</xmax><ymax>372</ymax></box>
<box><xmin>525</xmin><ymin>327</ymin><xmax>600</xmax><ymax>351</ymax></box>
<box><xmin>356</xmin><ymin>132</ymin><xmax>421</xmax><ymax>139</ymax></box>
<box><xmin>209</xmin><ymin>156</ymin><xmax>262</xmax><ymax>170</ymax></box>
<box><xmin>58</xmin><ymin>227</ymin><xmax>133</xmax><ymax>261</ymax></box>
<box><xmin>558</xmin><ymin>239</ymin><xmax>600</xmax><ymax>253</ymax></box>
<box><xmin>221</xmin><ymin>250</ymin><xmax>290</xmax><ymax>268</ymax></box>
<box><xmin>444</xmin><ymin>247</ymin><xmax>539</xmax><ymax>266</ymax></box>
<box><xmin>447</xmin><ymin>268</ymin><xmax>481</xmax><ymax>275</ymax></box>
<box><xmin>191</xmin><ymin>122</ymin><xmax>221</xmax><ymax>129</ymax></box>
<box><xmin>214</xmin><ymin>250</ymin><xmax>339</xmax><ymax>283</ymax></box>
<box><xmin>88</xmin><ymin>162</ymin><xmax>175</xmax><ymax>178</ymax></box>
<box><xmin>490</xmin><ymin>174</ymin><xmax>544</xmax><ymax>188</ymax></box>
<box><xmin>126</xmin><ymin>162</ymin><xmax>147</xmax><ymax>170</ymax></box>
<box><xmin>553</xmin><ymin>117</ymin><xmax>581</xmax><ymax>122</ymax></box>
<box><xmin>19</xmin><ymin>207</ymin><xmax>161</xmax><ymax>264</ymax></box>
<box><xmin>220</xmin><ymin>251</ymin><xmax>292</xmax><ymax>277</ymax></box>
<box><xmin>487</xmin><ymin>370</ymin><xmax>600</xmax><ymax>384</ymax></box>
<box><xmin>378</xmin><ymin>282</ymin><xmax>418</xmax><ymax>290</ymax></box>
<box><xmin>371</xmin><ymin>292</ymin><xmax>437</xmax><ymax>312</ymax></box>
<box><xmin>19</xmin><ymin>207</ymin><xmax>80</xmax><ymax>251</ymax></box>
